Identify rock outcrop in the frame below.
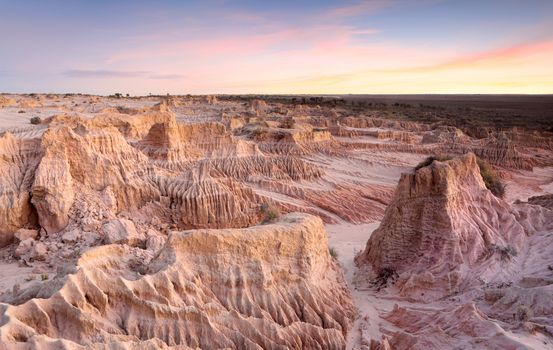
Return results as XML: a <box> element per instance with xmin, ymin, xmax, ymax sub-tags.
<box><xmin>0</xmin><ymin>133</ymin><xmax>41</xmax><ymax>245</ymax></box>
<box><xmin>0</xmin><ymin>214</ymin><xmax>355</xmax><ymax>349</ymax></box>
<box><xmin>355</xmin><ymin>153</ymin><xmax>553</xmax><ymax>349</ymax></box>
<box><xmin>527</xmin><ymin>194</ymin><xmax>553</xmax><ymax>210</ymax></box>
<box><xmin>472</xmin><ymin>133</ymin><xmax>535</xmax><ymax>170</ymax></box>
<box><xmin>31</xmin><ymin>131</ymin><xmax>75</xmax><ymax>233</ymax></box>
<box><xmin>0</xmin><ymin>96</ymin><xmax>17</xmax><ymax>107</ymax></box>
<box><xmin>356</xmin><ymin>153</ymin><xmax>528</xmax><ymax>299</ymax></box>
<box><xmin>1</xmin><ymin>94</ymin><xmax>552</xmax><ymax>350</ymax></box>
<box><xmin>156</xmin><ymin>164</ymin><xmax>262</xmax><ymax>229</ymax></box>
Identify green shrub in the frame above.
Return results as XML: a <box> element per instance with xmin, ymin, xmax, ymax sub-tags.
<box><xmin>41</xmin><ymin>274</ymin><xmax>49</xmax><ymax>281</ymax></box>
<box><xmin>476</xmin><ymin>158</ymin><xmax>505</xmax><ymax>198</ymax></box>
<box><xmin>260</xmin><ymin>203</ymin><xmax>280</xmax><ymax>223</ymax></box>
<box><xmin>329</xmin><ymin>247</ymin><xmax>338</xmax><ymax>260</ymax></box>
<box><xmin>414</xmin><ymin>155</ymin><xmax>453</xmax><ymax>171</ymax></box>
<box><xmin>30</xmin><ymin>116</ymin><xmax>42</xmax><ymax>125</ymax></box>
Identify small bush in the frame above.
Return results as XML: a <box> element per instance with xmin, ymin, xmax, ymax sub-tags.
<box><xmin>249</xmin><ymin>126</ymin><xmax>271</xmax><ymax>141</ymax></box>
<box><xmin>414</xmin><ymin>155</ymin><xmax>452</xmax><ymax>171</ymax></box>
<box><xmin>329</xmin><ymin>247</ymin><xmax>338</xmax><ymax>260</ymax></box>
<box><xmin>489</xmin><ymin>244</ymin><xmax>517</xmax><ymax>261</ymax></box>
<box><xmin>377</xmin><ymin>267</ymin><xmax>397</xmax><ymax>283</ymax></box>
<box><xmin>279</xmin><ymin>118</ymin><xmax>296</xmax><ymax>129</ymax></box>
<box><xmin>477</xmin><ymin>158</ymin><xmax>505</xmax><ymax>198</ymax></box>
<box><xmin>516</xmin><ymin>305</ymin><xmax>533</xmax><ymax>322</ymax></box>
<box><xmin>41</xmin><ymin>274</ymin><xmax>49</xmax><ymax>281</ymax></box>
<box><xmin>260</xmin><ymin>203</ymin><xmax>280</xmax><ymax>223</ymax></box>
<box><xmin>30</xmin><ymin>116</ymin><xmax>42</xmax><ymax>125</ymax></box>
<box><xmin>372</xmin><ymin>267</ymin><xmax>398</xmax><ymax>290</ymax></box>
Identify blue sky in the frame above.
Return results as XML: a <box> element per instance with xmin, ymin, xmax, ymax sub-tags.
<box><xmin>1</xmin><ymin>0</ymin><xmax>552</xmax><ymax>94</ymax></box>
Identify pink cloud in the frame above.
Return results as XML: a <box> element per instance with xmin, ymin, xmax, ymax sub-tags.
<box><xmin>384</xmin><ymin>39</ymin><xmax>553</xmax><ymax>73</ymax></box>
<box><xmin>323</xmin><ymin>0</ymin><xmax>395</xmax><ymax>19</ymax></box>
<box><xmin>84</xmin><ymin>6</ymin><xmax>553</xmax><ymax>95</ymax></box>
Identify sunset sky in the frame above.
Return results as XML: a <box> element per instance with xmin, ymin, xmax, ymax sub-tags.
<box><xmin>1</xmin><ymin>0</ymin><xmax>553</xmax><ymax>95</ymax></box>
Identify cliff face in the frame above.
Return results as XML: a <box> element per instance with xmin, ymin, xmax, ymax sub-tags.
<box><xmin>31</xmin><ymin>134</ymin><xmax>74</xmax><ymax>233</ymax></box>
<box><xmin>0</xmin><ymin>214</ymin><xmax>355</xmax><ymax>349</ymax></box>
<box><xmin>356</xmin><ymin>153</ymin><xmax>528</xmax><ymax>299</ymax></box>
<box><xmin>0</xmin><ymin>133</ymin><xmax>41</xmax><ymax>245</ymax></box>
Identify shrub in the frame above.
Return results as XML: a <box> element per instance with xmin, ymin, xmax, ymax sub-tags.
<box><xmin>489</xmin><ymin>244</ymin><xmax>517</xmax><ymax>261</ymax></box>
<box><xmin>414</xmin><ymin>155</ymin><xmax>452</xmax><ymax>171</ymax></box>
<box><xmin>41</xmin><ymin>274</ymin><xmax>49</xmax><ymax>281</ymax></box>
<box><xmin>372</xmin><ymin>267</ymin><xmax>398</xmax><ymax>290</ymax></box>
<box><xmin>279</xmin><ymin>117</ymin><xmax>296</xmax><ymax>129</ymax></box>
<box><xmin>476</xmin><ymin>158</ymin><xmax>505</xmax><ymax>198</ymax></box>
<box><xmin>516</xmin><ymin>305</ymin><xmax>533</xmax><ymax>322</ymax></box>
<box><xmin>30</xmin><ymin>116</ymin><xmax>42</xmax><ymax>125</ymax></box>
<box><xmin>260</xmin><ymin>203</ymin><xmax>280</xmax><ymax>223</ymax></box>
<box><xmin>329</xmin><ymin>247</ymin><xmax>338</xmax><ymax>260</ymax></box>
<box><xmin>377</xmin><ymin>267</ymin><xmax>397</xmax><ymax>283</ymax></box>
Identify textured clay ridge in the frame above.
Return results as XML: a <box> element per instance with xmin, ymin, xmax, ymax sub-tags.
<box><xmin>0</xmin><ymin>95</ymin><xmax>552</xmax><ymax>350</ymax></box>
<box><xmin>357</xmin><ymin>153</ymin><xmax>532</xmax><ymax>299</ymax></box>
<box><xmin>355</xmin><ymin>153</ymin><xmax>553</xmax><ymax>349</ymax></box>
<box><xmin>0</xmin><ymin>213</ymin><xmax>355</xmax><ymax>349</ymax></box>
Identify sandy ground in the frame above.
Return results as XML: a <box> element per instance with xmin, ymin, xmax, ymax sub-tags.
<box><xmin>0</xmin><ymin>262</ymin><xmax>47</xmax><ymax>296</ymax></box>
<box><xmin>504</xmin><ymin>166</ymin><xmax>553</xmax><ymax>203</ymax></box>
<box><xmin>326</xmin><ymin>222</ymin><xmax>386</xmax><ymax>349</ymax></box>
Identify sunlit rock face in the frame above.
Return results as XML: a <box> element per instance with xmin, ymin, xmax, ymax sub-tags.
<box><xmin>0</xmin><ymin>214</ymin><xmax>355</xmax><ymax>349</ymax></box>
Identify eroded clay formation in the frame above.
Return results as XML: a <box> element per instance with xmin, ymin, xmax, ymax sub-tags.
<box><xmin>0</xmin><ymin>214</ymin><xmax>355</xmax><ymax>349</ymax></box>
<box><xmin>0</xmin><ymin>94</ymin><xmax>551</xmax><ymax>349</ymax></box>
<box><xmin>355</xmin><ymin>154</ymin><xmax>553</xmax><ymax>349</ymax></box>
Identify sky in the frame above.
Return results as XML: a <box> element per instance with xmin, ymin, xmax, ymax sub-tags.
<box><xmin>1</xmin><ymin>0</ymin><xmax>553</xmax><ymax>95</ymax></box>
